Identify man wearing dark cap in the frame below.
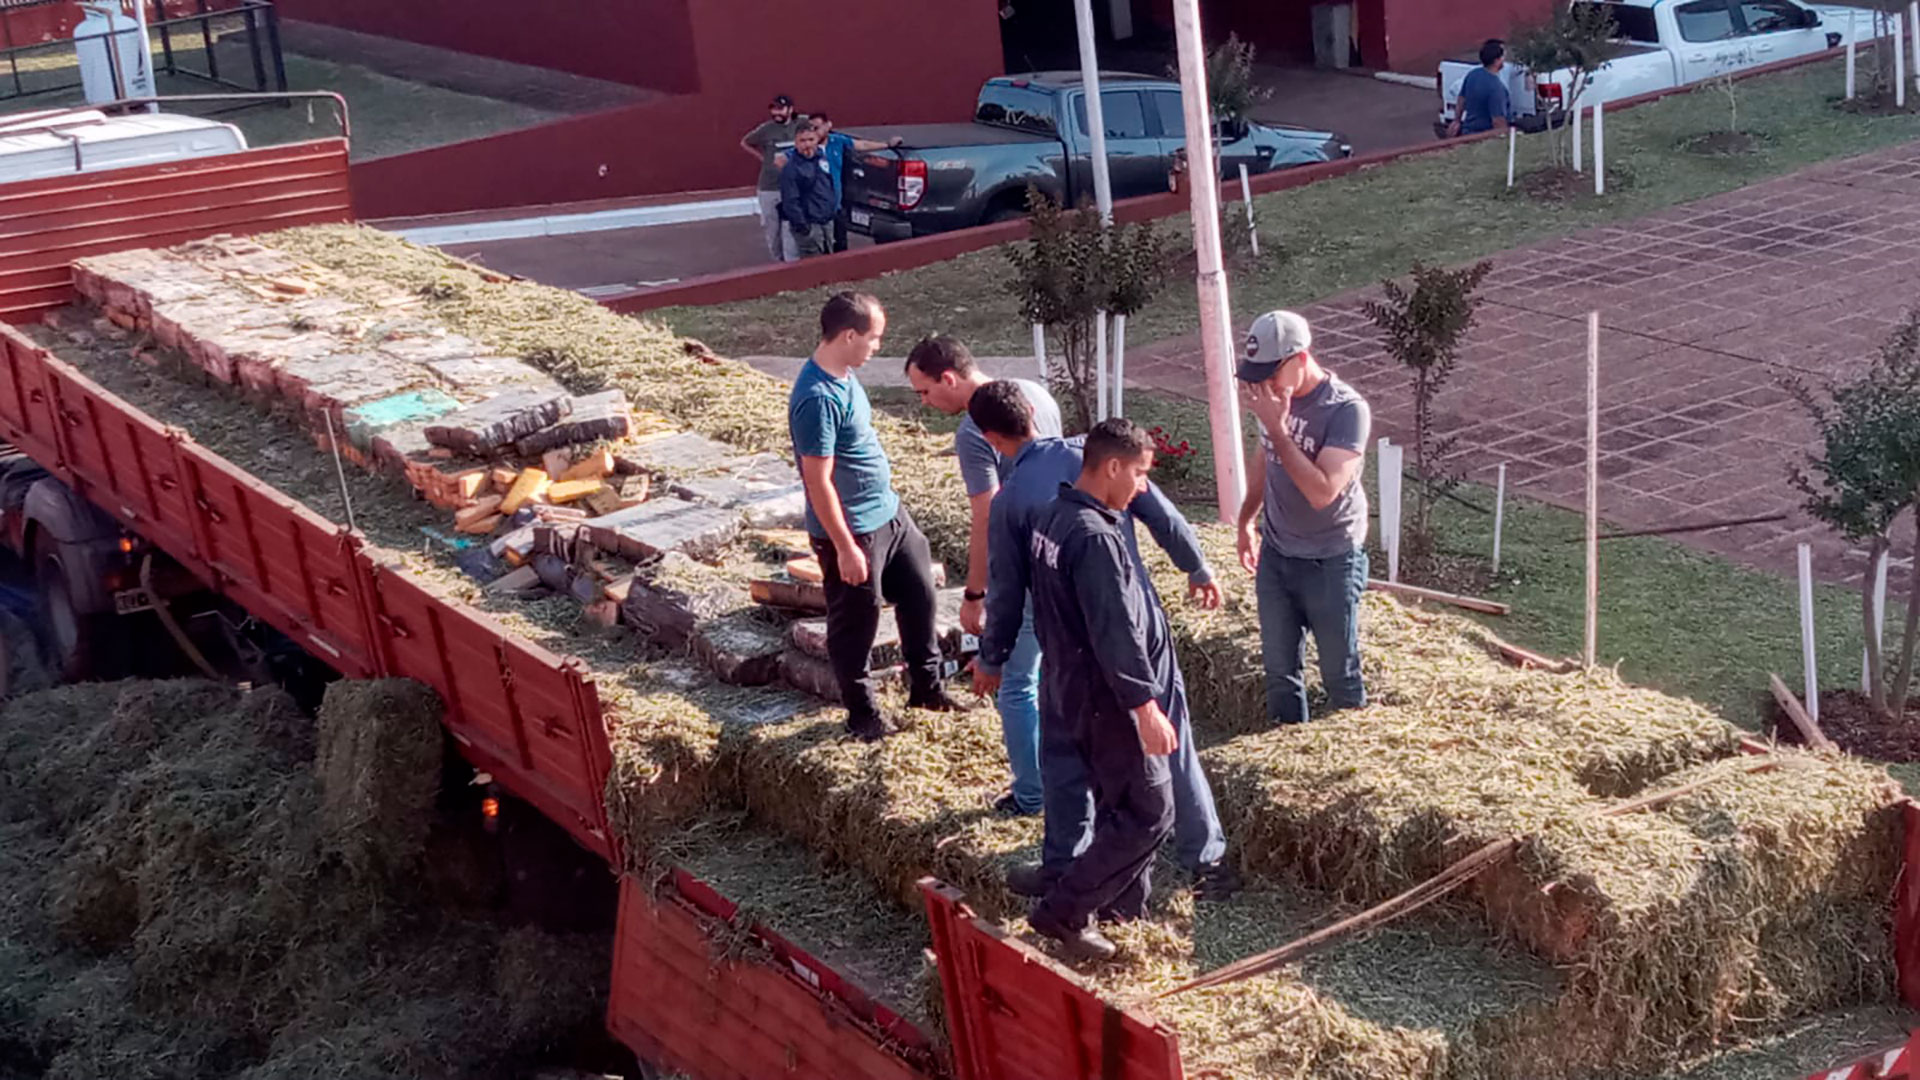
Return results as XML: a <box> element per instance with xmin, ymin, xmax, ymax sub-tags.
<box><xmin>1233</xmin><ymin>310</ymin><xmax>1372</xmax><ymax>726</ymax></box>
<box><xmin>742</xmin><ymin>94</ymin><xmax>804</xmax><ymax>262</ymax></box>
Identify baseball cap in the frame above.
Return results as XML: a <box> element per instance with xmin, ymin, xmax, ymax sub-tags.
<box><xmin>1236</xmin><ymin>310</ymin><xmax>1312</xmax><ymax>383</ymax></box>
<box><xmin>770</xmin><ymin>94</ymin><xmax>794</xmax><ymax>107</ymax></box>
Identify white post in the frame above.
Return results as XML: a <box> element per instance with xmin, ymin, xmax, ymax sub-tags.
<box><xmin>1910</xmin><ymin>2</ymin><xmax>1919</xmax><ymax>96</ymax></box>
<box><xmin>1491</xmin><ymin>462</ymin><xmax>1508</xmax><ymax>576</ymax></box>
<box><xmin>1112</xmin><ymin>314</ymin><xmax>1128</xmax><ymax>418</ymax></box>
<box><xmin>1095</xmin><ymin>309</ymin><xmax>1111</xmax><ymax>421</ymax></box>
<box><xmin>1032</xmin><ymin>323</ymin><xmax>1049</xmax><ymax>382</ymax></box>
<box><xmin>1899</xmin><ymin>12</ymin><xmax>1908</xmax><ymax>110</ymax></box>
<box><xmin>1847</xmin><ymin>9</ymin><xmax>1859</xmax><ymax>100</ymax></box>
<box><xmin>1592</xmin><ymin>101</ymin><xmax>1606</xmax><ymax>196</ymax></box>
<box><xmin>1171</xmin><ymin>0</ymin><xmax>1247</xmax><ymax>523</ymax></box>
<box><xmin>1378</xmin><ymin>439</ymin><xmax>1403</xmax><ymax>584</ymax></box>
<box><xmin>1865</xmin><ymin>547</ymin><xmax>1889</xmax><ymax>693</ymax></box>
<box><xmin>1572</xmin><ymin>101</ymin><xmax>1584</xmax><ymax>174</ymax></box>
<box><xmin>1237</xmin><ymin>163</ymin><xmax>1259</xmax><ymax>256</ymax></box>
<box><xmin>1799</xmin><ymin>542</ymin><xmax>1819</xmax><ymax>724</ymax></box>
<box><xmin>1072</xmin><ymin>0</ymin><xmax>1116</xmax><ymax>224</ymax></box>
<box><xmin>1506</xmin><ymin>127</ymin><xmax>1516</xmax><ymax>188</ymax></box>
<box><xmin>1584</xmin><ymin>312</ymin><xmax>1599</xmax><ymax>667</ymax></box>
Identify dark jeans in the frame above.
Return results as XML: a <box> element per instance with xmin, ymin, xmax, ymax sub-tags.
<box><xmin>1038</xmin><ymin>667</ymin><xmax>1224</xmax><ymax>884</ymax></box>
<box><xmin>1032</xmin><ymin>723</ymin><xmax>1174</xmax><ymax>934</ymax></box>
<box><xmin>1255</xmin><ymin>543</ymin><xmax>1368</xmax><ymax>725</ymax></box>
<box><xmin>810</xmin><ymin>505</ymin><xmax>942</xmax><ymax>734</ymax></box>
<box><xmin>832</xmin><ymin>214</ymin><xmax>849</xmax><ymax>253</ymax></box>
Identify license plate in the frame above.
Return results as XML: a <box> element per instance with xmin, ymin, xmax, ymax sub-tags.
<box><xmin>849</xmin><ymin>209</ymin><xmax>872</xmax><ymax>228</ymax></box>
<box><xmin>113</xmin><ymin>587</ymin><xmax>155</xmax><ymax>615</ymax></box>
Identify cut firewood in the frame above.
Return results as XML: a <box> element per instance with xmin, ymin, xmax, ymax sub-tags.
<box><xmin>786</xmin><ymin>556</ymin><xmax>824</xmax><ymax>584</ymax></box>
<box><xmin>490</xmin><ymin>467</ymin><xmax>518</xmax><ymax>493</ymax></box>
<box><xmin>451</xmin><ymin>469</ymin><xmax>487</xmax><ymax>504</ymax></box>
<box><xmin>500</xmin><ymin>467</ymin><xmax>550</xmax><ymax>514</ymax></box>
<box><xmin>454</xmin><ymin>495</ymin><xmax>504</xmax><ymax>528</ymax></box>
<box><xmin>561</xmin><ymin>447</ymin><xmax>614</xmax><ymax>481</ymax></box>
<box><xmin>547</xmin><ymin>478</ymin><xmax>603</xmax><ymax>504</ymax></box>
<box><xmin>455</xmin><ymin>513</ymin><xmax>502</xmax><ymax>535</ymax></box>
<box><xmin>1768</xmin><ymin>673</ymin><xmax>1837</xmax><ymax>752</ymax></box>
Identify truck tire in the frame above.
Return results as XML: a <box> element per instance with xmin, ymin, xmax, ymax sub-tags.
<box><xmin>983</xmin><ymin>204</ymin><xmax>1028</xmax><ymax>226</ymax></box>
<box><xmin>34</xmin><ymin>534</ymin><xmax>104</xmax><ymax>682</ymax></box>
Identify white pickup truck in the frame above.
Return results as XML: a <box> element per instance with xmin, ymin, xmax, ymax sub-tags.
<box><xmin>1437</xmin><ymin>0</ymin><xmax>1882</xmax><ymax>133</ymax></box>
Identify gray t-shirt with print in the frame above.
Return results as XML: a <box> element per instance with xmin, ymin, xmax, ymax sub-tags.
<box><xmin>1259</xmin><ymin>373</ymin><xmax>1371</xmax><ymax>558</ymax></box>
<box><xmin>954</xmin><ymin>378</ymin><xmax>1064</xmax><ymax>497</ymax></box>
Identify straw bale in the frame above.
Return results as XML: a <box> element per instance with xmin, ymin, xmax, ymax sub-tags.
<box><xmin>314</xmin><ymin>679</ymin><xmax>445</xmax><ymax>888</ymax></box>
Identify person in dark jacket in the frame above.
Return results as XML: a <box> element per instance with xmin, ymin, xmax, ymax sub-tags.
<box><xmin>1020</xmin><ymin>418</ymin><xmax>1182</xmax><ymax>961</ymax></box>
<box><xmin>779</xmin><ymin>125</ymin><xmax>838</xmax><ymax>258</ymax></box>
<box><xmin>965</xmin><ymin>382</ymin><xmax>1238</xmax><ymax>906</ymax></box>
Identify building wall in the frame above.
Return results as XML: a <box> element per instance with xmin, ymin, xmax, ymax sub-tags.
<box><xmin>1377</xmin><ymin>0</ymin><xmax>1556</xmax><ymax>72</ymax></box>
<box><xmin>272</xmin><ymin>0</ymin><xmax>702</xmax><ymax>92</ymax></box>
<box><xmin>344</xmin><ymin>0</ymin><xmax>1002</xmax><ymax>216</ymax></box>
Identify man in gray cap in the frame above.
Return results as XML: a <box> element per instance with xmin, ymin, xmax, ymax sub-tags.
<box><xmin>1232</xmin><ymin>310</ymin><xmax>1372</xmax><ymax>725</ymax></box>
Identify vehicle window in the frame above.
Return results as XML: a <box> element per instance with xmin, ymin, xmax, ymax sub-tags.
<box><xmin>1571</xmin><ymin>2</ymin><xmax>1660</xmax><ymax>43</ymax></box>
<box><xmin>976</xmin><ymin>84</ymin><xmax>1058</xmax><ymax>136</ymax></box>
<box><xmin>1151</xmin><ymin>91</ymin><xmax>1185</xmax><ymax>139</ymax></box>
<box><xmin>1071</xmin><ymin>91</ymin><xmax>1150</xmax><ymax>139</ymax></box>
<box><xmin>1736</xmin><ymin>0</ymin><xmax>1808</xmax><ymax>33</ymax></box>
<box><xmin>1674</xmin><ymin>0</ymin><xmax>1739</xmax><ymax>41</ymax></box>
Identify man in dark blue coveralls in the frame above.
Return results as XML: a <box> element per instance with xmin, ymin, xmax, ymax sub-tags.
<box><xmin>1013</xmin><ymin>418</ymin><xmax>1186</xmax><ymax>960</ymax></box>
<box><xmin>966</xmin><ymin>383</ymin><xmax>1239</xmax><ymax>910</ymax></box>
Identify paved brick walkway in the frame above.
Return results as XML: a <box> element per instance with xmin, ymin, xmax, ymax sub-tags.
<box><xmin>1123</xmin><ymin>139</ymin><xmax>1920</xmax><ymax>584</ymax></box>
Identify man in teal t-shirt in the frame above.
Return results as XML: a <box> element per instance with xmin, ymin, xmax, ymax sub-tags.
<box><xmin>789</xmin><ymin>292</ymin><xmax>960</xmax><ymax>739</ymax></box>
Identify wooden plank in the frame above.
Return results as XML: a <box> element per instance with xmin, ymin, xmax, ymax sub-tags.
<box><xmin>1367</xmin><ymin>578</ymin><xmax>1511</xmax><ymax>616</ymax></box>
<box><xmin>1768</xmin><ymin>672</ymin><xmax>1837</xmax><ymax>752</ymax></box>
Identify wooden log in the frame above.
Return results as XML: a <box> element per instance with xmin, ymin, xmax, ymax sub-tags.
<box><xmin>1367</xmin><ymin>578</ymin><xmax>1510</xmax><ymax>616</ymax></box>
<box><xmin>456</xmin><ymin>513</ymin><xmax>502</xmax><ymax>535</ymax></box>
<box><xmin>1479</xmin><ymin>629</ymin><xmax>1576</xmax><ymax>673</ymax></box>
<box><xmin>786</xmin><ymin>556</ymin><xmax>824</xmax><ymax>584</ymax></box>
<box><xmin>490</xmin><ymin>467</ymin><xmax>519</xmax><ymax>493</ymax></box>
<box><xmin>1768</xmin><ymin>672</ymin><xmax>1837</xmax><ymax>753</ymax></box>
<box><xmin>454</xmin><ymin>495</ymin><xmax>504</xmax><ymax>528</ymax></box>
<box><xmin>500</xmin><ymin>467</ymin><xmax>550</xmax><ymax>514</ymax></box>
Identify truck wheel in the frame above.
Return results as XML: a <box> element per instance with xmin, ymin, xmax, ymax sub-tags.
<box><xmin>34</xmin><ymin>537</ymin><xmax>102</xmax><ymax>682</ymax></box>
<box><xmin>983</xmin><ymin>205</ymin><xmax>1028</xmax><ymax>226</ymax></box>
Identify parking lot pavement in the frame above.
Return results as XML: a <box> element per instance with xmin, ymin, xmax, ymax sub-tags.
<box><xmin>1247</xmin><ymin>65</ymin><xmax>1440</xmax><ymax>153</ymax></box>
<box><xmin>433</xmin><ymin>215</ymin><xmax>786</xmax><ymax>295</ymax></box>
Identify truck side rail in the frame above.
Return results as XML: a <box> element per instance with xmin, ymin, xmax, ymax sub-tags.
<box><xmin>0</xmin><ymin>320</ymin><xmax>616</xmax><ymax>860</ymax></box>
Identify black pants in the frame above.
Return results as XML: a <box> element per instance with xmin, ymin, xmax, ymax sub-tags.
<box><xmin>832</xmin><ymin>213</ymin><xmax>849</xmax><ymax>253</ymax></box>
<box><xmin>1032</xmin><ymin>714</ymin><xmax>1174</xmax><ymax>933</ymax></box>
<box><xmin>810</xmin><ymin>505</ymin><xmax>942</xmax><ymax>733</ymax></box>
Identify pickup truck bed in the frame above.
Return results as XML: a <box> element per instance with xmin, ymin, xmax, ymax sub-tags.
<box><xmin>845</xmin><ymin>122</ymin><xmax>1055</xmax><ymax>149</ymax></box>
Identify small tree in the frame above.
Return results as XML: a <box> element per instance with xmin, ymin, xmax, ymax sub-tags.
<box><xmin>1510</xmin><ymin>3</ymin><xmax>1617</xmax><ymax>169</ymax></box>
<box><xmin>1360</xmin><ymin>260</ymin><xmax>1493</xmax><ymax>555</ymax></box>
<box><xmin>1166</xmin><ymin>33</ymin><xmax>1272</xmax><ymax>133</ymax></box>
<box><xmin>1715</xmin><ymin>73</ymin><xmax>1739</xmax><ymax>134</ymax></box>
<box><xmin>1003</xmin><ymin>188</ymin><xmax>1174</xmax><ymax>431</ymax></box>
<box><xmin>1788</xmin><ymin>311</ymin><xmax>1920</xmax><ymax>719</ymax></box>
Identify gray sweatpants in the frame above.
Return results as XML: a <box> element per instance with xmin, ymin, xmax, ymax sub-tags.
<box><xmin>757</xmin><ymin>190</ymin><xmax>797</xmax><ymax>262</ymax></box>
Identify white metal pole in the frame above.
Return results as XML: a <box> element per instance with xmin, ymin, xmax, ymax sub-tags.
<box><xmin>1032</xmin><ymin>323</ymin><xmax>1048</xmax><ymax>382</ymax></box>
<box><xmin>1865</xmin><ymin>546</ymin><xmax>1889</xmax><ymax>693</ymax></box>
<box><xmin>1506</xmin><ymin>127</ymin><xmax>1516</xmax><ymax>188</ymax></box>
<box><xmin>1237</xmin><ymin>163</ymin><xmax>1259</xmax><ymax>256</ymax></box>
<box><xmin>1095</xmin><ymin>309</ymin><xmax>1110</xmax><ymax>421</ymax></box>
<box><xmin>1072</xmin><ymin>0</ymin><xmax>1116</xmax><ymax>224</ymax></box>
<box><xmin>1798</xmin><ymin>542</ymin><xmax>1819</xmax><ymax>724</ymax></box>
<box><xmin>1898</xmin><ymin>12</ymin><xmax>1908</xmax><ymax>109</ymax></box>
<box><xmin>1847</xmin><ymin>9</ymin><xmax>1858</xmax><ymax>100</ymax></box>
<box><xmin>1584</xmin><ymin>312</ymin><xmax>1599</xmax><ymax>667</ymax></box>
<box><xmin>1491</xmin><ymin>462</ymin><xmax>1507</xmax><ymax>576</ymax></box>
<box><xmin>1572</xmin><ymin>101</ymin><xmax>1583</xmax><ymax>173</ymax></box>
<box><xmin>1378</xmin><ymin>439</ymin><xmax>1402</xmax><ymax>584</ymax></box>
<box><xmin>1592</xmin><ymin>101</ymin><xmax>1605</xmax><ymax>196</ymax></box>
<box><xmin>1171</xmin><ymin>0</ymin><xmax>1246</xmax><ymax>523</ymax></box>
<box><xmin>1112</xmin><ymin>314</ymin><xmax>1128</xmax><ymax>418</ymax></box>
<box><xmin>1910</xmin><ymin>2</ymin><xmax>1919</xmax><ymax>95</ymax></box>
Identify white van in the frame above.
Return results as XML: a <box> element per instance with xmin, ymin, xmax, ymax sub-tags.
<box><xmin>0</xmin><ymin>109</ymin><xmax>247</xmax><ymax>184</ymax></box>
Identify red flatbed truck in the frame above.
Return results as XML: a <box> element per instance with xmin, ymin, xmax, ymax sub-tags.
<box><xmin>2</xmin><ymin>98</ymin><xmax>1917</xmax><ymax>1080</ymax></box>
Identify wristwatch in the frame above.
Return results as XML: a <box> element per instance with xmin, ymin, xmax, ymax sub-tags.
<box><xmin>963</xmin><ymin>589</ymin><xmax>986</xmax><ymax>602</ymax></box>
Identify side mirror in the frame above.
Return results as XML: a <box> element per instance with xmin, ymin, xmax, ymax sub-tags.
<box><xmin>1806</xmin><ymin>11</ymin><xmax>1821</xmax><ymax>27</ymax></box>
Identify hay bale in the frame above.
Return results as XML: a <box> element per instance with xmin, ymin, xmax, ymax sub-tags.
<box><xmin>493</xmin><ymin>925</ymin><xmax>611</xmax><ymax>1047</ymax></box>
<box><xmin>314</xmin><ymin>678</ymin><xmax>445</xmax><ymax>887</ymax></box>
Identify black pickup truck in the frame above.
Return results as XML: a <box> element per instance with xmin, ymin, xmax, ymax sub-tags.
<box><xmin>839</xmin><ymin>72</ymin><xmax>1349</xmax><ymax>242</ymax></box>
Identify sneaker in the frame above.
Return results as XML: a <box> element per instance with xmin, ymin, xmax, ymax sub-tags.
<box><xmin>1005</xmin><ymin>862</ymin><xmax>1055</xmax><ymax>898</ymax></box>
<box><xmin>1192</xmin><ymin>860</ymin><xmax>1243</xmax><ymax>901</ymax></box>
<box><xmin>1028</xmin><ymin>906</ymin><xmax>1118</xmax><ymax>962</ymax></box>
<box><xmin>992</xmin><ymin>790</ymin><xmax>1041</xmax><ymax>818</ymax></box>
<box><xmin>846</xmin><ymin>714</ymin><xmax>899</xmax><ymax>743</ymax></box>
<box><xmin>906</xmin><ymin>688</ymin><xmax>967</xmax><ymax>713</ymax></box>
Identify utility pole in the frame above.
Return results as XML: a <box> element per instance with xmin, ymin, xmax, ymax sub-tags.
<box><xmin>1170</xmin><ymin>0</ymin><xmax>1246</xmax><ymax>521</ymax></box>
<box><xmin>1071</xmin><ymin>0</ymin><xmax>1115</xmax><ymax>223</ymax></box>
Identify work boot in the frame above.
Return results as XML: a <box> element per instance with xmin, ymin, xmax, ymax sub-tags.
<box><xmin>846</xmin><ymin>712</ymin><xmax>899</xmax><ymax>744</ymax></box>
<box><xmin>1192</xmin><ymin>860</ymin><xmax>1243</xmax><ymax>902</ymax></box>
<box><xmin>1029</xmin><ymin>906</ymin><xmax>1118</xmax><ymax>962</ymax></box>
<box><xmin>1005</xmin><ymin>862</ymin><xmax>1055</xmax><ymax>898</ymax></box>
<box><xmin>907</xmin><ymin>687</ymin><xmax>967</xmax><ymax>713</ymax></box>
<box><xmin>991</xmin><ymin>790</ymin><xmax>1041</xmax><ymax>818</ymax></box>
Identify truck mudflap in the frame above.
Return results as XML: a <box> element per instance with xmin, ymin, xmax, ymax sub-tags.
<box><xmin>0</xmin><ymin>321</ymin><xmax>617</xmax><ymax>864</ymax></box>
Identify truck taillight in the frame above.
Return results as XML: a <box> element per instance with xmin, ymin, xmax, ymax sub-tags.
<box><xmin>898</xmin><ymin>160</ymin><xmax>927</xmax><ymax>210</ymax></box>
<box><xmin>1538</xmin><ymin>81</ymin><xmax>1563</xmax><ymax>102</ymax></box>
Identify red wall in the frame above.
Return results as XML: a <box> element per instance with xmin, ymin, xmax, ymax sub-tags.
<box><xmin>344</xmin><ymin>0</ymin><xmax>1003</xmax><ymax>217</ymax></box>
<box><xmin>0</xmin><ymin>1</ymin><xmax>238</xmax><ymax>47</ymax></box>
<box><xmin>1378</xmin><ymin>0</ymin><xmax>1555</xmax><ymax>72</ymax></box>
<box><xmin>272</xmin><ymin>0</ymin><xmax>701</xmax><ymax>93</ymax></box>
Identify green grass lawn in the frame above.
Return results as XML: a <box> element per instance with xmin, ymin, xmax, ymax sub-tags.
<box><xmin>0</xmin><ymin>24</ymin><xmax>560</xmax><ymax>160</ymax></box>
<box><xmin>656</xmin><ymin>52</ymin><xmax>1920</xmax><ymax>360</ymax></box>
